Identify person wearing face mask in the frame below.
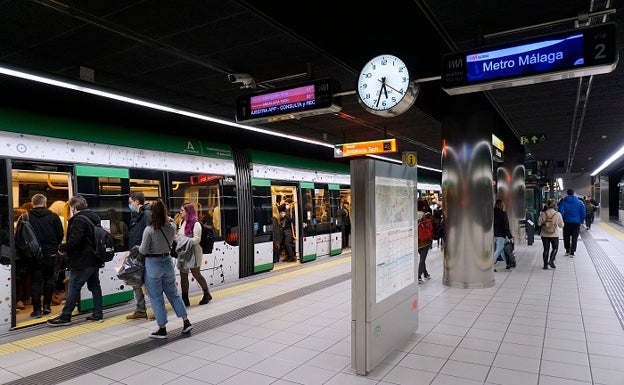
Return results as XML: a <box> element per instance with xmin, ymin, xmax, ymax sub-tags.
<box><xmin>126</xmin><ymin>191</ymin><xmax>152</xmax><ymax>320</ymax></box>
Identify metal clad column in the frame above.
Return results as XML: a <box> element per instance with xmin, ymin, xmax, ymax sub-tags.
<box><xmin>441</xmin><ymin>96</ymin><xmax>495</xmax><ymax>288</ymax></box>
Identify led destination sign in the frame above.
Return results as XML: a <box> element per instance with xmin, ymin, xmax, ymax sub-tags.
<box><xmin>442</xmin><ymin>23</ymin><xmax>618</xmax><ymax>95</ymax></box>
<box><xmin>235</xmin><ymin>78</ymin><xmax>341</xmax><ymax>124</ymax></box>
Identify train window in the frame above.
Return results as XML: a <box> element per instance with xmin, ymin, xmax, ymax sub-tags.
<box><xmin>252</xmin><ymin>186</ymin><xmax>272</xmax><ymax>241</ymax></box>
<box><xmin>222</xmin><ymin>183</ymin><xmax>238</xmax><ymax>245</ymax></box>
<box><xmin>168</xmin><ymin>172</ymin><xmax>225</xmax><ymax>239</ymax></box>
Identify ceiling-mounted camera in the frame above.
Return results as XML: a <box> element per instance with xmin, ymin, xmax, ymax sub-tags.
<box><xmin>228</xmin><ymin>73</ymin><xmax>255</xmax><ymax>88</ymax></box>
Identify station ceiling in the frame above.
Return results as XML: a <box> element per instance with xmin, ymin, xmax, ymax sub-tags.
<box><xmin>0</xmin><ymin>0</ymin><xmax>623</xmax><ymax>176</ymax></box>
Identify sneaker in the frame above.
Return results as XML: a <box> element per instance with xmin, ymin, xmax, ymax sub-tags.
<box><xmin>30</xmin><ymin>310</ymin><xmax>42</xmax><ymax>318</ymax></box>
<box><xmin>150</xmin><ymin>327</ymin><xmax>167</xmax><ymax>339</ymax></box>
<box><xmin>418</xmin><ymin>278</ymin><xmax>424</xmax><ymax>284</ymax></box>
<box><xmin>424</xmin><ymin>274</ymin><xmax>431</xmax><ymax>280</ymax></box>
<box><xmin>86</xmin><ymin>315</ymin><xmax>103</xmax><ymax>321</ymax></box>
<box><xmin>126</xmin><ymin>311</ymin><xmax>148</xmax><ymax>320</ymax></box>
<box><xmin>43</xmin><ymin>305</ymin><xmax>51</xmax><ymax>315</ymax></box>
<box><xmin>506</xmin><ymin>265</ymin><xmax>512</xmax><ymax>270</ymax></box>
<box><xmin>182</xmin><ymin>320</ymin><xmax>193</xmax><ymax>334</ymax></box>
<box><xmin>48</xmin><ymin>316</ymin><xmax>71</xmax><ymax>327</ymax></box>
<box><xmin>570</xmin><ymin>253</ymin><xmax>574</xmax><ymax>257</ymax></box>
<box><xmin>565</xmin><ymin>252</ymin><xmax>570</xmax><ymax>256</ymax></box>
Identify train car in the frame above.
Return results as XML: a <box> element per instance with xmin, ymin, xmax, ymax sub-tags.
<box><xmin>0</xmin><ymin>107</ymin><xmax>350</xmax><ymax>331</ymax></box>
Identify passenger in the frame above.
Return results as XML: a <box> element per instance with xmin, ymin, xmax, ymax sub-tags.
<box><xmin>139</xmin><ymin>198</ymin><xmax>192</xmax><ymax>339</ymax></box>
<box><xmin>341</xmin><ymin>202</ymin><xmax>351</xmax><ymax>249</ymax></box>
<box><xmin>48</xmin><ymin>200</ymin><xmax>69</xmax><ymax>306</ymax></box>
<box><xmin>417</xmin><ymin>211</ymin><xmax>434</xmax><ymax>284</ymax></box>
<box><xmin>537</xmin><ymin>199</ymin><xmax>564</xmax><ymax>269</ymax></box>
<box><xmin>492</xmin><ymin>199</ymin><xmax>513</xmax><ymax>272</ymax></box>
<box><xmin>25</xmin><ymin>194</ymin><xmax>64</xmax><ymax>318</ymax></box>
<box><xmin>126</xmin><ymin>192</ymin><xmax>152</xmax><ymax>320</ymax></box>
<box><xmin>278</xmin><ymin>208</ymin><xmax>296</xmax><ymax>262</ymax></box>
<box><xmin>176</xmin><ymin>203</ymin><xmax>212</xmax><ymax>306</ymax></box>
<box><xmin>272</xmin><ymin>212</ymin><xmax>282</xmax><ymax>263</ymax></box>
<box><xmin>584</xmin><ymin>199</ymin><xmax>595</xmax><ymax>230</ymax></box>
<box><xmin>558</xmin><ymin>189</ymin><xmax>585</xmax><ymax>257</ymax></box>
<box><xmin>48</xmin><ymin>195</ymin><xmax>103</xmax><ymax>326</ymax></box>
<box><xmin>107</xmin><ymin>208</ymin><xmax>128</xmax><ymax>251</ymax></box>
<box><xmin>14</xmin><ymin>202</ymin><xmax>34</xmax><ymax>311</ymax></box>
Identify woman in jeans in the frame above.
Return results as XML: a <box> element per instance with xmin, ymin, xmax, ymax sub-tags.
<box><xmin>138</xmin><ymin>198</ymin><xmax>192</xmax><ymax>339</ymax></box>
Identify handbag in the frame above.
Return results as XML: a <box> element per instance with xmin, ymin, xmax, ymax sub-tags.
<box><xmin>116</xmin><ymin>250</ymin><xmax>145</xmax><ymax>286</ymax></box>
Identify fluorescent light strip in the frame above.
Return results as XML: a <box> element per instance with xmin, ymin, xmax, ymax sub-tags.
<box><xmin>0</xmin><ymin>64</ymin><xmax>440</xmax><ymax>172</ymax></box>
<box><xmin>591</xmin><ymin>145</ymin><xmax>624</xmax><ymax>176</ymax></box>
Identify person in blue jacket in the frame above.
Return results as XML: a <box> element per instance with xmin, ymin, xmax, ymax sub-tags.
<box><xmin>558</xmin><ymin>189</ymin><xmax>586</xmax><ymax>257</ymax></box>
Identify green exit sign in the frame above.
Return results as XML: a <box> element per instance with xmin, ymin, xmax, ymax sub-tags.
<box><xmin>520</xmin><ymin>134</ymin><xmax>545</xmax><ymax>145</ymax></box>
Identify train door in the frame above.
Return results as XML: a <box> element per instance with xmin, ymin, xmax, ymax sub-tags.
<box><xmin>298</xmin><ymin>183</ymin><xmax>334</xmax><ymax>261</ymax></box>
<box><xmin>271</xmin><ymin>184</ymin><xmax>299</xmax><ymax>263</ymax></box>
<box><xmin>251</xmin><ymin>179</ymin><xmax>273</xmax><ymax>272</ymax></box>
<box><xmin>0</xmin><ymin>158</ymin><xmax>13</xmax><ymax>331</ymax></box>
<box><xmin>328</xmin><ymin>185</ymin><xmax>342</xmax><ymax>256</ymax></box>
<box><xmin>9</xmin><ymin>161</ymin><xmax>73</xmax><ymax>328</ymax></box>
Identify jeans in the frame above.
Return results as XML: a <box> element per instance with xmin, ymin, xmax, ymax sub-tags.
<box><xmin>31</xmin><ymin>263</ymin><xmax>55</xmax><ymax>311</ymax></box>
<box><xmin>493</xmin><ymin>236</ymin><xmax>506</xmax><ymax>264</ymax></box>
<box><xmin>418</xmin><ymin>245</ymin><xmax>430</xmax><ymax>279</ymax></box>
<box><xmin>144</xmin><ymin>255</ymin><xmax>187</xmax><ymax>327</ymax></box>
<box><xmin>61</xmin><ymin>266</ymin><xmax>102</xmax><ymax>319</ymax></box>
<box><xmin>132</xmin><ymin>285</ymin><xmax>146</xmax><ymax>312</ymax></box>
<box><xmin>562</xmin><ymin>222</ymin><xmax>581</xmax><ymax>253</ymax></box>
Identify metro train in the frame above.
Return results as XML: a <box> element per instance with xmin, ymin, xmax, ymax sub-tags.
<box><xmin>0</xmin><ymin>107</ymin><xmax>351</xmax><ymax>331</ymax></box>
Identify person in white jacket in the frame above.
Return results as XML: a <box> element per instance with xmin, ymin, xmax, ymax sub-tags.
<box><xmin>538</xmin><ymin>199</ymin><xmax>564</xmax><ymax>269</ymax></box>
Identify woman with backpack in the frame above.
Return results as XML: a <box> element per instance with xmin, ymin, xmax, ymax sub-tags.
<box><xmin>538</xmin><ymin>199</ymin><xmax>564</xmax><ymax>269</ymax></box>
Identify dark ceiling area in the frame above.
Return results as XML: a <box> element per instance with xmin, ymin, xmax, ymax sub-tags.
<box><xmin>0</xmin><ymin>0</ymin><xmax>623</xmax><ymax>176</ymax></box>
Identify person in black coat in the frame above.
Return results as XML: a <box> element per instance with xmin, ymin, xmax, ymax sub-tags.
<box><xmin>492</xmin><ymin>199</ymin><xmax>513</xmax><ymax>271</ymax></box>
<box><xmin>27</xmin><ymin>194</ymin><xmax>64</xmax><ymax>318</ymax></box>
<box><xmin>48</xmin><ymin>195</ymin><xmax>103</xmax><ymax>326</ymax></box>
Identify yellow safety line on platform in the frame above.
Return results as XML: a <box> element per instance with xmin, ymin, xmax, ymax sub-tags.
<box><xmin>0</xmin><ymin>256</ymin><xmax>350</xmax><ymax>355</ymax></box>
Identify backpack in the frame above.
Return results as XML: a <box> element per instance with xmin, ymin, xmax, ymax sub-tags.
<box><xmin>200</xmin><ymin>223</ymin><xmax>214</xmax><ymax>254</ymax></box>
<box><xmin>15</xmin><ymin>213</ymin><xmax>43</xmax><ymax>262</ymax></box>
<box><xmin>82</xmin><ymin>217</ymin><xmax>115</xmax><ymax>263</ymax></box>
<box><xmin>418</xmin><ymin>219</ymin><xmax>434</xmax><ymax>242</ymax></box>
<box><xmin>542</xmin><ymin>212</ymin><xmax>556</xmax><ymax>233</ymax></box>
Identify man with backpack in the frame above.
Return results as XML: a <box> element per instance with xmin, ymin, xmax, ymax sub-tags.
<box><xmin>48</xmin><ymin>195</ymin><xmax>103</xmax><ymax>326</ymax></box>
<box><xmin>23</xmin><ymin>194</ymin><xmax>64</xmax><ymax>318</ymax></box>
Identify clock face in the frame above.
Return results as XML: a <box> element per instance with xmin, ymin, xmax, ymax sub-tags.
<box><xmin>357</xmin><ymin>54</ymin><xmax>418</xmax><ymax>117</ymax></box>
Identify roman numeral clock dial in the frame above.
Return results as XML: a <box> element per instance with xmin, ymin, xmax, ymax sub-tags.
<box><xmin>357</xmin><ymin>54</ymin><xmax>419</xmax><ymax>117</ymax></box>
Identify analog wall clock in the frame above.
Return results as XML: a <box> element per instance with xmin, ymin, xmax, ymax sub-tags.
<box><xmin>357</xmin><ymin>54</ymin><xmax>419</xmax><ymax>117</ymax></box>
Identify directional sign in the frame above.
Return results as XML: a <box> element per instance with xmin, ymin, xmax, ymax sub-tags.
<box><xmin>334</xmin><ymin>138</ymin><xmax>397</xmax><ymax>158</ymax></box>
<box><xmin>519</xmin><ymin>134</ymin><xmax>546</xmax><ymax>145</ymax></box>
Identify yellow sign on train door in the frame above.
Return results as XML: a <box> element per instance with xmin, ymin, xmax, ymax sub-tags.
<box><xmin>402</xmin><ymin>152</ymin><xmax>417</xmax><ymax>168</ymax></box>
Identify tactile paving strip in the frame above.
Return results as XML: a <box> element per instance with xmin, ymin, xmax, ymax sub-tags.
<box><xmin>581</xmin><ymin>231</ymin><xmax>624</xmax><ymax>330</ymax></box>
<box><xmin>4</xmin><ymin>272</ymin><xmax>351</xmax><ymax>385</ymax></box>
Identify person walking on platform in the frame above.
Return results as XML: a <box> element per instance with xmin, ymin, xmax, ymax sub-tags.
<box><xmin>25</xmin><ymin>194</ymin><xmax>64</xmax><ymax>318</ymax></box>
<box><xmin>48</xmin><ymin>195</ymin><xmax>103</xmax><ymax>326</ymax></box>
<box><xmin>417</xmin><ymin>210</ymin><xmax>434</xmax><ymax>283</ymax></box>
<box><xmin>126</xmin><ymin>192</ymin><xmax>152</xmax><ymax>320</ymax></box>
<box><xmin>538</xmin><ymin>199</ymin><xmax>564</xmax><ymax>269</ymax></box>
<box><xmin>492</xmin><ymin>199</ymin><xmax>513</xmax><ymax>272</ymax></box>
<box><xmin>176</xmin><ymin>203</ymin><xmax>212</xmax><ymax>306</ymax></box>
<box><xmin>584</xmin><ymin>198</ymin><xmax>596</xmax><ymax>230</ymax></box>
<box><xmin>558</xmin><ymin>189</ymin><xmax>585</xmax><ymax>257</ymax></box>
<box><xmin>138</xmin><ymin>198</ymin><xmax>192</xmax><ymax>338</ymax></box>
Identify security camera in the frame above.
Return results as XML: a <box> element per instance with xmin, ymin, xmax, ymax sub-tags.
<box><xmin>228</xmin><ymin>73</ymin><xmax>255</xmax><ymax>88</ymax></box>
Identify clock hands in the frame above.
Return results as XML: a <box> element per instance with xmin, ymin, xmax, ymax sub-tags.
<box><xmin>375</xmin><ymin>77</ymin><xmax>388</xmax><ymax>108</ymax></box>
<box><xmin>377</xmin><ymin>78</ymin><xmax>405</xmax><ymax>95</ymax></box>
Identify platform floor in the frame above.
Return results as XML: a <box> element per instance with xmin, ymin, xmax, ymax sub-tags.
<box><xmin>1</xmin><ymin>220</ymin><xmax>624</xmax><ymax>385</ymax></box>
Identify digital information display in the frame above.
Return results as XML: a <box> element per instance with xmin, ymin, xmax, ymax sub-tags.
<box><xmin>235</xmin><ymin>78</ymin><xmax>341</xmax><ymax>124</ymax></box>
<box><xmin>442</xmin><ymin>23</ymin><xmax>618</xmax><ymax>95</ymax></box>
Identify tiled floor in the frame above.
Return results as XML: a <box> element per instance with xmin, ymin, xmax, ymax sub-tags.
<box><xmin>1</xmin><ymin>221</ymin><xmax>624</xmax><ymax>385</ymax></box>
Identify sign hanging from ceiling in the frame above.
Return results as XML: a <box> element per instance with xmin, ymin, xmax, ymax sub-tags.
<box><xmin>441</xmin><ymin>23</ymin><xmax>618</xmax><ymax>95</ymax></box>
<box><xmin>235</xmin><ymin>78</ymin><xmax>341</xmax><ymax>124</ymax></box>
<box><xmin>334</xmin><ymin>139</ymin><xmax>397</xmax><ymax>158</ymax></box>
